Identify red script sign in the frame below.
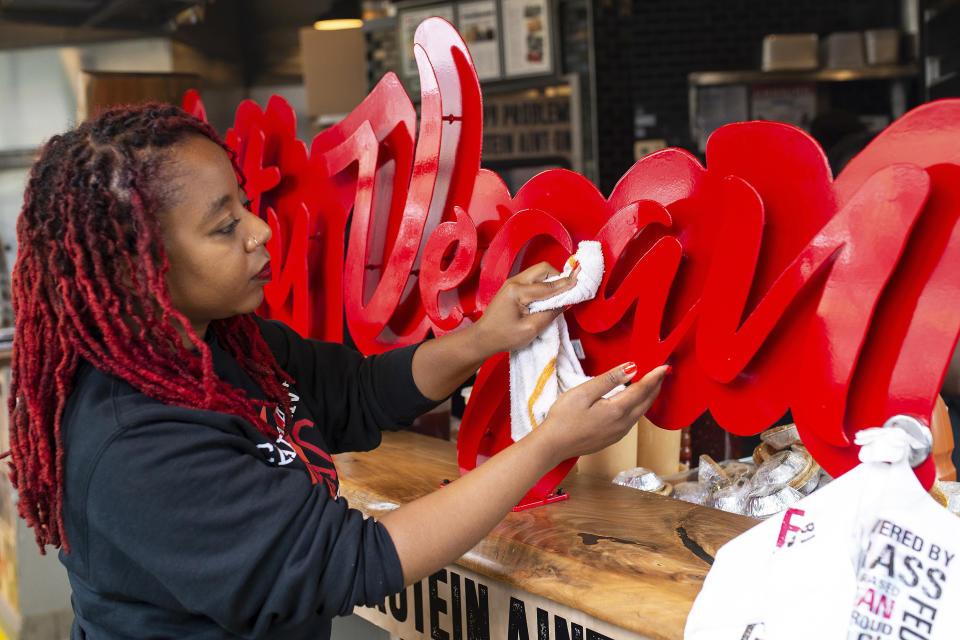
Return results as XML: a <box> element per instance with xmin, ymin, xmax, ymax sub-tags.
<box><xmin>184</xmin><ymin>19</ymin><xmax>960</xmax><ymax>494</ymax></box>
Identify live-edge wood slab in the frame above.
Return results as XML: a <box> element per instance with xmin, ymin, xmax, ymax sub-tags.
<box><xmin>334</xmin><ymin>431</ymin><xmax>758</xmax><ymax>640</ymax></box>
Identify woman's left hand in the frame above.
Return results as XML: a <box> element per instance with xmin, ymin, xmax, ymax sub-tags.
<box><xmin>411</xmin><ymin>261</ymin><xmax>579</xmax><ymax>401</ymax></box>
<box><xmin>470</xmin><ymin>261</ymin><xmax>580</xmax><ymax>358</ymax></box>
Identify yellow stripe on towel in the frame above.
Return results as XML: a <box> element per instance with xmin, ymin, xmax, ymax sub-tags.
<box><xmin>527</xmin><ymin>356</ymin><xmax>557</xmax><ymax>431</ymax></box>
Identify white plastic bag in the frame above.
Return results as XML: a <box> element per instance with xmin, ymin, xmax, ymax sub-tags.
<box><xmin>684</xmin><ymin>426</ymin><xmax>960</xmax><ymax>640</ymax></box>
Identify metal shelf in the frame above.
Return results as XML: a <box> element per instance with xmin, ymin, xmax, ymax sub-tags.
<box><xmin>689</xmin><ymin>64</ymin><xmax>918</xmax><ymax>86</ymax></box>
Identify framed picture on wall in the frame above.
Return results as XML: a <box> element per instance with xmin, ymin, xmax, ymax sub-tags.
<box><xmin>398</xmin><ymin>4</ymin><xmax>456</xmax><ymax>78</ymax></box>
<box><xmin>501</xmin><ymin>0</ymin><xmax>554</xmax><ymax>77</ymax></box>
<box><xmin>456</xmin><ymin>0</ymin><xmax>502</xmax><ymax>81</ymax></box>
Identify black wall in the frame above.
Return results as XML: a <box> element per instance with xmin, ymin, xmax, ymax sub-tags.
<box><xmin>591</xmin><ymin>0</ymin><xmax>904</xmax><ymax>194</ymax></box>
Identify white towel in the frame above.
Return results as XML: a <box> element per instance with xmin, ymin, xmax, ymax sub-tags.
<box><xmin>509</xmin><ymin>241</ymin><xmax>605</xmax><ymax>442</ymax></box>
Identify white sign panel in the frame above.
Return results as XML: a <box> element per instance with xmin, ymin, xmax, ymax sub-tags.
<box><xmin>400</xmin><ymin>5</ymin><xmax>457</xmax><ymax>77</ymax></box>
<box><xmin>458</xmin><ymin>0</ymin><xmax>502</xmax><ymax>81</ymax></box>
<box><xmin>501</xmin><ymin>0</ymin><xmax>553</xmax><ymax>77</ymax></box>
<box><xmin>749</xmin><ymin>83</ymin><xmax>816</xmax><ymax>131</ymax></box>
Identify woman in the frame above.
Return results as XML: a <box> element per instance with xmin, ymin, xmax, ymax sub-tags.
<box><xmin>7</xmin><ymin>103</ymin><xmax>667</xmax><ymax>638</ymax></box>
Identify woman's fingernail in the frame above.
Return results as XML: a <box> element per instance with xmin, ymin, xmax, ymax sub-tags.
<box><xmin>621</xmin><ymin>362</ymin><xmax>638</xmax><ymax>377</ymax></box>
<box><xmin>664</xmin><ymin>365</ymin><xmax>673</xmax><ymax>375</ymax></box>
<box><xmin>568</xmin><ymin>257</ymin><xmax>579</xmax><ymax>271</ymax></box>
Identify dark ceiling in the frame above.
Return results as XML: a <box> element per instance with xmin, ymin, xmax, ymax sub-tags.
<box><xmin>0</xmin><ymin>0</ymin><xmax>350</xmax><ymax>83</ymax></box>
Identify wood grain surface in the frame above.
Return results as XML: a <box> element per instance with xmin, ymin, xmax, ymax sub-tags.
<box><xmin>335</xmin><ymin>431</ymin><xmax>759</xmax><ymax>640</ymax></box>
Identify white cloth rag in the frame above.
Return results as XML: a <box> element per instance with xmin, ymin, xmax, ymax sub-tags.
<box><xmin>684</xmin><ymin>422</ymin><xmax>960</xmax><ymax>640</ymax></box>
<box><xmin>509</xmin><ymin>241</ymin><xmax>605</xmax><ymax>442</ymax></box>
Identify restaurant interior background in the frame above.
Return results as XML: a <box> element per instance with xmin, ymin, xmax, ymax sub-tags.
<box><xmin>0</xmin><ymin>0</ymin><xmax>958</xmax><ymax>638</ymax></box>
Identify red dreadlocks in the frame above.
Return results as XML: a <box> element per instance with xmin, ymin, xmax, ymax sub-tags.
<box><xmin>8</xmin><ymin>103</ymin><xmax>294</xmax><ymax>552</ymax></box>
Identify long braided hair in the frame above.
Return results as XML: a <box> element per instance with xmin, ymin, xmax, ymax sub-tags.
<box><xmin>8</xmin><ymin>103</ymin><xmax>294</xmax><ymax>552</ymax></box>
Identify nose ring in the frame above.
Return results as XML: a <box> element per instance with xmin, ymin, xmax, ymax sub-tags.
<box><xmin>249</xmin><ymin>234</ymin><xmax>261</xmax><ymax>249</ymax></box>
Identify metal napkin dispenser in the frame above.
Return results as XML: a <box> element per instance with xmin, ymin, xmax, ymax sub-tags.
<box><xmin>761</xmin><ymin>33</ymin><xmax>819</xmax><ymax>71</ymax></box>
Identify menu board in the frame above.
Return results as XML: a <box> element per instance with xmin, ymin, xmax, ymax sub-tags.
<box><xmin>481</xmin><ymin>90</ymin><xmax>573</xmax><ymax>163</ymax></box>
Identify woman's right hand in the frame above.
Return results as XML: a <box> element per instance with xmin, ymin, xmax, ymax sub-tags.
<box><xmin>381</xmin><ymin>361</ymin><xmax>669</xmax><ymax>587</ymax></box>
<box><xmin>535</xmin><ymin>363</ymin><xmax>670</xmax><ymax>465</ymax></box>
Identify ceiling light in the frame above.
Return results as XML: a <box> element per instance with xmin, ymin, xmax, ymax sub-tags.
<box><xmin>313</xmin><ymin>18</ymin><xmax>363</xmax><ymax>30</ymax></box>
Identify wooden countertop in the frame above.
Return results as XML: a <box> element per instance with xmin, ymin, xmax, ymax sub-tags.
<box><xmin>334</xmin><ymin>431</ymin><xmax>759</xmax><ymax>640</ymax></box>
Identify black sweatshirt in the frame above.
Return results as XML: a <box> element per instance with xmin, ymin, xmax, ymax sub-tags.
<box><xmin>58</xmin><ymin>315</ymin><xmax>439</xmax><ymax>639</ymax></box>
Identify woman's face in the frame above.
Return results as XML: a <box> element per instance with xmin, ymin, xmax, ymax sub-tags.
<box><xmin>159</xmin><ymin>134</ymin><xmax>272</xmax><ymax>337</ymax></box>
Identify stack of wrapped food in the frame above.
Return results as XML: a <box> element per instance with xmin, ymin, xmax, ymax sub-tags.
<box><xmin>613</xmin><ymin>422</ymin><xmax>960</xmax><ymax>519</ymax></box>
<box><xmin>614</xmin><ymin>424</ymin><xmax>825</xmax><ymax>519</ymax></box>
